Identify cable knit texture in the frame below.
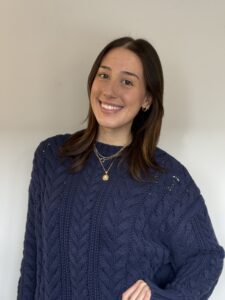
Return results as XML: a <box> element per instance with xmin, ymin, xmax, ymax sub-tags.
<box><xmin>17</xmin><ymin>134</ymin><xmax>224</xmax><ymax>300</ymax></box>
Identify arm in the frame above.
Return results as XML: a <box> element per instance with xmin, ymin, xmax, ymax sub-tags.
<box><xmin>147</xmin><ymin>193</ymin><xmax>224</xmax><ymax>300</ymax></box>
<box><xmin>17</xmin><ymin>142</ymin><xmax>44</xmax><ymax>299</ymax></box>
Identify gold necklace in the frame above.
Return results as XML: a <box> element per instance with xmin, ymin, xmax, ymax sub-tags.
<box><xmin>93</xmin><ymin>144</ymin><xmax>126</xmax><ymax>181</ymax></box>
<box><xmin>94</xmin><ymin>144</ymin><xmax>126</xmax><ymax>162</ymax></box>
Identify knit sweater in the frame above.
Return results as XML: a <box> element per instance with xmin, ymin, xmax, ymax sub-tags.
<box><xmin>17</xmin><ymin>134</ymin><xmax>224</xmax><ymax>300</ymax></box>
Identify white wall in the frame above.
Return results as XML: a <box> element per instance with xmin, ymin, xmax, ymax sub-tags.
<box><xmin>0</xmin><ymin>0</ymin><xmax>224</xmax><ymax>299</ymax></box>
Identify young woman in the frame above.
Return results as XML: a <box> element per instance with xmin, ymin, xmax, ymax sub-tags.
<box><xmin>17</xmin><ymin>37</ymin><xmax>224</xmax><ymax>300</ymax></box>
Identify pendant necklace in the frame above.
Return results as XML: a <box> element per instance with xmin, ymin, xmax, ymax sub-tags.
<box><xmin>93</xmin><ymin>144</ymin><xmax>126</xmax><ymax>181</ymax></box>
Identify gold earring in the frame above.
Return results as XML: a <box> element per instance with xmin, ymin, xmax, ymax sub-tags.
<box><xmin>142</xmin><ymin>106</ymin><xmax>149</xmax><ymax>112</ymax></box>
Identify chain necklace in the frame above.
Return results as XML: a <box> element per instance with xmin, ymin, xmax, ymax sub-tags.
<box><xmin>94</xmin><ymin>144</ymin><xmax>126</xmax><ymax>163</ymax></box>
<box><xmin>93</xmin><ymin>144</ymin><xmax>126</xmax><ymax>181</ymax></box>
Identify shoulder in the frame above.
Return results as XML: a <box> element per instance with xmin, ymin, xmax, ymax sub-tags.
<box><xmin>144</xmin><ymin>148</ymin><xmax>207</xmax><ymax>235</ymax></box>
<box><xmin>32</xmin><ymin>133</ymin><xmax>72</xmax><ymax>172</ymax></box>
<box><xmin>155</xmin><ymin>147</ymin><xmax>186</xmax><ymax>171</ymax></box>
<box><xmin>34</xmin><ymin>133</ymin><xmax>71</xmax><ymax>157</ymax></box>
<box><xmin>155</xmin><ymin>147</ymin><xmax>196</xmax><ymax>187</ymax></box>
<box><xmin>36</xmin><ymin>133</ymin><xmax>71</xmax><ymax>151</ymax></box>
<box><xmin>29</xmin><ymin>133</ymin><xmax>72</xmax><ymax>185</ymax></box>
<box><xmin>153</xmin><ymin>147</ymin><xmax>202</xmax><ymax>212</ymax></box>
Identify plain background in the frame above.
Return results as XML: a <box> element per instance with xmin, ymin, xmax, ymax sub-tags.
<box><xmin>0</xmin><ymin>0</ymin><xmax>224</xmax><ymax>299</ymax></box>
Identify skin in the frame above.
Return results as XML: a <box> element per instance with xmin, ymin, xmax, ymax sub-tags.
<box><xmin>90</xmin><ymin>47</ymin><xmax>151</xmax><ymax>146</ymax></box>
<box><xmin>90</xmin><ymin>47</ymin><xmax>152</xmax><ymax>299</ymax></box>
<box><xmin>122</xmin><ymin>280</ymin><xmax>151</xmax><ymax>300</ymax></box>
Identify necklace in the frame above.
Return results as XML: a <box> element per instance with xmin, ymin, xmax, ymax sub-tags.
<box><xmin>94</xmin><ymin>144</ymin><xmax>126</xmax><ymax>163</ymax></box>
<box><xmin>93</xmin><ymin>144</ymin><xmax>126</xmax><ymax>181</ymax></box>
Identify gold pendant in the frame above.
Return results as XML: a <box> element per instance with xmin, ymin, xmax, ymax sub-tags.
<box><xmin>102</xmin><ymin>173</ymin><xmax>109</xmax><ymax>181</ymax></box>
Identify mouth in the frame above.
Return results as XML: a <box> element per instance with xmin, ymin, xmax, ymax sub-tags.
<box><xmin>99</xmin><ymin>100</ymin><xmax>124</xmax><ymax>112</ymax></box>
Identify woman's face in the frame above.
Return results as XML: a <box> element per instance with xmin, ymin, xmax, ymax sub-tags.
<box><xmin>90</xmin><ymin>47</ymin><xmax>151</xmax><ymax>138</ymax></box>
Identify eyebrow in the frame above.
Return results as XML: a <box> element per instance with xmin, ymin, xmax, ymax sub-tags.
<box><xmin>99</xmin><ymin>65</ymin><xmax>140</xmax><ymax>80</ymax></box>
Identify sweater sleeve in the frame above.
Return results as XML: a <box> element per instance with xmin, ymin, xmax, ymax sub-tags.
<box><xmin>146</xmin><ymin>184</ymin><xmax>224</xmax><ymax>300</ymax></box>
<box><xmin>17</xmin><ymin>141</ymin><xmax>45</xmax><ymax>300</ymax></box>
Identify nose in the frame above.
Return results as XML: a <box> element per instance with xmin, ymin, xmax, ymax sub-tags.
<box><xmin>103</xmin><ymin>80</ymin><xmax>118</xmax><ymax>99</ymax></box>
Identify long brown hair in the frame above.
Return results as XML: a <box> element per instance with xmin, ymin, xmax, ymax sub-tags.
<box><xmin>59</xmin><ymin>37</ymin><xmax>164</xmax><ymax>180</ymax></box>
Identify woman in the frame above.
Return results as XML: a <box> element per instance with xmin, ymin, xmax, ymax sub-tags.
<box><xmin>17</xmin><ymin>37</ymin><xmax>224</xmax><ymax>300</ymax></box>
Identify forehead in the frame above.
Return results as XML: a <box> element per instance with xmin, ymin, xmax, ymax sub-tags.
<box><xmin>100</xmin><ymin>47</ymin><xmax>143</xmax><ymax>75</ymax></box>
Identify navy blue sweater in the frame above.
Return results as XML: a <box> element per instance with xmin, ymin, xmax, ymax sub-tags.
<box><xmin>17</xmin><ymin>134</ymin><xmax>224</xmax><ymax>299</ymax></box>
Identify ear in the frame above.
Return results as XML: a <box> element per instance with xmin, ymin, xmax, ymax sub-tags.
<box><xmin>142</xmin><ymin>95</ymin><xmax>152</xmax><ymax>110</ymax></box>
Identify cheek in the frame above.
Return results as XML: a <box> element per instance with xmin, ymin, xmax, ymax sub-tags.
<box><xmin>90</xmin><ymin>80</ymin><xmax>101</xmax><ymax>100</ymax></box>
<box><xmin>125</xmin><ymin>91</ymin><xmax>145</xmax><ymax>109</ymax></box>
<box><xmin>90</xmin><ymin>94</ymin><xmax>96</xmax><ymax>111</ymax></box>
<box><xmin>90</xmin><ymin>83</ymin><xmax>97</xmax><ymax>101</ymax></box>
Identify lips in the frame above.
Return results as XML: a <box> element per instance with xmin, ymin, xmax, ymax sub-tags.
<box><xmin>99</xmin><ymin>100</ymin><xmax>124</xmax><ymax>112</ymax></box>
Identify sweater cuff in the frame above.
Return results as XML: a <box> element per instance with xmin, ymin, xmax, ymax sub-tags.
<box><xmin>144</xmin><ymin>279</ymin><xmax>183</xmax><ymax>300</ymax></box>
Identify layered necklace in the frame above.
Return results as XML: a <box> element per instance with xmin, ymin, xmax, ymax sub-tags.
<box><xmin>93</xmin><ymin>144</ymin><xmax>126</xmax><ymax>181</ymax></box>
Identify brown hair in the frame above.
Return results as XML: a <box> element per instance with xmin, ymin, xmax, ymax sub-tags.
<box><xmin>59</xmin><ymin>37</ymin><xmax>164</xmax><ymax>180</ymax></box>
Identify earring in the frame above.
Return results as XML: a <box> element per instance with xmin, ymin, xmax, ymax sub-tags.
<box><xmin>142</xmin><ymin>106</ymin><xmax>149</xmax><ymax>112</ymax></box>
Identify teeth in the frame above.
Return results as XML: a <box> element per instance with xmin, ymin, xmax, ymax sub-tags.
<box><xmin>101</xmin><ymin>102</ymin><xmax>122</xmax><ymax>111</ymax></box>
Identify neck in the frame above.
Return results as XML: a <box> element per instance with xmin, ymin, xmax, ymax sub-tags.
<box><xmin>97</xmin><ymin>127</ymin><xmax>132</xmax><ymax>146</ymax></box>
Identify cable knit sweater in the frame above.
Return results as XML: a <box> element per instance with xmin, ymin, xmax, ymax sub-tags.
<box><xmin>17</xmin><ymin>134</ymin><xmax>224</xmax><ymax>300</ymax></box>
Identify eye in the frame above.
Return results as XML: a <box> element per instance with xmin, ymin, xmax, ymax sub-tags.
<box><xmin>122</xmin><ymin>79</ymin><xmax>133</xmax><ymax>86</ymax></box>
<box><xmin>97</xmin><ymin>73</ymin><xmax>109</xmax><ymax>79</ymax></box>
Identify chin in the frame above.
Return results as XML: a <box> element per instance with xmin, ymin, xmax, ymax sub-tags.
<box><xmin>97</xmin><ymin>122</ymin><xmax>121</xmax><ymax>130</ymax></box>
<box><xmin>97</xmin><ymin>118</ymin><xmax>131</xmax><ymax>132</ymax></box>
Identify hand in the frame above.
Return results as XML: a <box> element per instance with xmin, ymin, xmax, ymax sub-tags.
<box><xmin>122</xmin><ymin>279</ymin><xmax>151</xmax><ymax>300</ymax></box>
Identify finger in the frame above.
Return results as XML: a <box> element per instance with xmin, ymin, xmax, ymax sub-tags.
<box><xmin>122</xmin><ymin>280</ymin><xmax>141</xmax><ymax>299</ymax></box>
<box><xmin>121</xmin><ymin>280</ymin><xmax>151</xmax><ymax>300</ymax></box>
<box><xmin>131</xmin><ymin>283</ymin><xmax>150</xmax><ymax>300</ymax></box>
<box><xmin>134</xmin><ymin>284</ymin><xmax>151</xmax><ymax>300</ymax></box>
<box><xmin>143</xmin><ymin>289</ymin><xmax>152</xmax><ymax>300</ymax></box>
<box><xmin>143</xmin><ymin>287</ymin><xmax>151</xmax><ymax>300</ymax></box>
<box><xmin>134</xmin><ymin>286</ymin><xmax>151</xmax><ymax>300</ymax></box>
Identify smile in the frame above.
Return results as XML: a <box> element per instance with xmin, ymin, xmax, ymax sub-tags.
<box><xmin>99</xmin><ymin>101</ymin><xmax>124</xmax><ymax>112</ymax></box>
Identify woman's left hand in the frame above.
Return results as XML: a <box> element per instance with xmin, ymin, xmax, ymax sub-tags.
<box><xmin>122</xmin><ymin>279</ymin><xmax>151</xmax><ymax>300</ymax></box>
